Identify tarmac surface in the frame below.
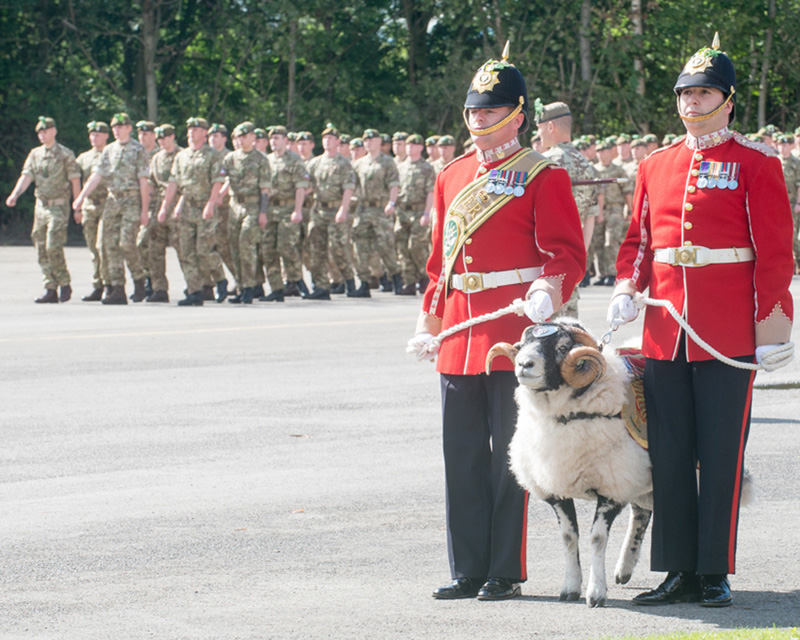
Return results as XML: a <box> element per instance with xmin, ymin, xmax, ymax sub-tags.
<box><xmin>1</xmin><ymin>246</ymin><xmax>799</xmax><ymax>639</ymax></box>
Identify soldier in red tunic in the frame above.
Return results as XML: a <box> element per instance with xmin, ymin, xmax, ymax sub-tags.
<box><xmin>407</xmin><ymin>44</ymin><xmax>585</xmax><ymax>601</ymax></box>
<box><xmin>608</xmin><ymin>34</ymin><xmax>795</xmax><ymax>607</ymax></box>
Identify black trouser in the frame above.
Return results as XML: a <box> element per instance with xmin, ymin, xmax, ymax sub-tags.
<box><xmin>440</xmin><ymin>371</ymin><xmax>528</xmax><ymax>582</ymax></box>
<box><xmin>645</xmin><ymin>350</ymin><xmax>755</xmax><ymax>575</ymax></box>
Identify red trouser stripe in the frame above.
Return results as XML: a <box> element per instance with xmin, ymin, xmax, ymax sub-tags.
<box><xmin>728</xmin><ymin>369</ymin><xmax>755</xmax><ymax>573</ymax></box>
<box><xmin>520</xmin><ymin>490</ymin><xmax>529</xmax><ymax>581</ymax></box>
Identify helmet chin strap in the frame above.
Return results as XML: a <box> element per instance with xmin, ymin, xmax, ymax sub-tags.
<box><xmin>678</xmin><ymin>86</ymin><xmax>735</xmax><ymax>123</ymax></box>
<box><xmin>464</xmin><ymin>97</ymin><xmax>524</xmax><ymax>136</ymax></box>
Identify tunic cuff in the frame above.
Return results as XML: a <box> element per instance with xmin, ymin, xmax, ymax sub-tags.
<box><xmin>756</xmin><ymin>303</ymin><xmax>793</xmax><ymax>346</ymax></box>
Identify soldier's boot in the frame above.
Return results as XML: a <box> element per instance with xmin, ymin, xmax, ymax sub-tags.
<box><xmin>216</xmin><ymin>278</ymin><xmax>229</xmax><ymax>303</ymax></box>
<box><xmin>145</xmin><ymin>277</ymin><xmax>153</xmax><ymax>298</ymax></box>
<box><xmin>284</xmin><ymin>281</ymin><xmax>301</xmax><ymax>297</ymax></box>
<box><xmin>305</xmin><ymin>286</ymin><xmax>331</xmax><ymax>300</ymax></box>
<box><xmin>202</xmin><ymin>285</ymin><xmax>215</xmax><ymax>301</ymax></box>
<box><xmin>177</xmin><ymin>291</ymin><xmax>204</xmax><ymax>306</ymax></box>
<box><xmin>397</xmin><ymin>283</ymin><xmax>417</xmax><ymax>296</ymax></box>
<box><xmin>59</xmin><ymin>285</ymin><xmax>72</xmax><ymax>302</ymax></box>
<box><xmin>35</xmin><ymin>289</ymin><xmax>59</xmax><ymax>304</ymax></box>
<box><xmin>379</xmin><ymin>273</ymin><xmax>393</xmax><ymax>292</ymax></box>
<box><xmin>146</xmin><ymin>290</ymin><xmax>169</xmax><ymax>303</ymax></box>
<box><xmin>330</xmin><ymin>282</ymin><xmax>345</xmax><ymax>294</ymax></box>
<box><xmin>241</xmin><ymin>287</ymin><xmax>254</xmax><ymax>304</ymax></box>
<box><xmin>131</xmin><ymin>279</ymin><xmax>147</xmax><ymax>303</ymax></box>
<box><xmin>101</xmin><ymin>285</ymin><xmax>113</xmax><ymax>303</ymax></box>
<box><xmin>252</xmin><ymin>284</ymin><xmax>265</xmax><ymax>298</ymax></box>
<box><xmin>296</xmin><ymin>279</ymin><xmax>311</xmax><ymax>298</ymax></box>
<box><xmin>228</xmin><ymin>290</ymin><xmax>244</xmax><ymax>304</ymax></box>
<box><xmin>418</xmin><ymin>276</ymin><xmax>429</xmax><ymax>292</ymax></box>
<box><xmin>368</xmin><ymin>276</ymin><xmax>380</xmax><ymax>290</ymax></box>
<box><xmin>259</xmin><ymin>289</ymin><xmax>285</xmax><ymax>302</ymax></box>
<box><xmin>347</xmin><ymin>279</ymin><xmax>371</xmax><ymax>298</ymax></box>
<box><xmin>391</xmin><ymin>273</ymin><xmax>403</xmax><ymax>295</ymax></box>
<box><xmin>82</xmin><ymin>287</ymin><xmax>104</xmax><ymax>302</ymax></box>
<box><xmin>102</xmin><ymin>286</ymin><xmax>128</xmax><ymax>305</ymax></box>
<box><xmin>579</xmin><ymin>271</ymin><xmax>591</xmax><ymax>288</ymax></box>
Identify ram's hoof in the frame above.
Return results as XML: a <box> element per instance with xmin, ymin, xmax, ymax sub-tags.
<box><xmin>559</xmin><ymin>591</ymin><xmax>581</xmax><ymax>602</ymax></box>
<box><xmin>615</xmin><ymin>572</ymin><xmax>632</xmax><ymax>585</ymax></box>
<box><xmin>588</xmin><ymin>595</ymin><xmax>607</xmax><ymax>608</ymax></box>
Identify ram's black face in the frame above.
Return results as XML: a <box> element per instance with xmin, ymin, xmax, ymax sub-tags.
<box><xmin>515</xmin><ymin>324</ymin><xmax>576</xmax><ymax>391</ymax></box>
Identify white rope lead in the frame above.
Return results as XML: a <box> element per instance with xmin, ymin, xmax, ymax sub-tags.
<box><xmin>429</xmin><ymin>298</ymin><xmax>527</xmax><ymax>349</ymax></box>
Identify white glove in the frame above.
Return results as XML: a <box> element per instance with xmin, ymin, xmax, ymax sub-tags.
<box><xmin>406</xmin><ymin>332</ymin><xmax>438</xmax><ymax>363</ymax></box>
<box><xmin>607</xmin><ymin>294</ymin><xmax>639</xmax><ymax>327</ymax></box>
<box><xmin>755</xmin><ymin>342</ymin><xmax>795</xmax><ymax>372</ymax></box>
<box><xmin>524</xmin><ymin>290</ymin><xmax>553</xmax><ymax>323</ymax></box>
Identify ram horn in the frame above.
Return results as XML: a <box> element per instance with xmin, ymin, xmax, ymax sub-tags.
<box><xmin>560</xmin><ymin>339</ymin><xmax>606</xmax><ymax>389</ymax></box>
<box><xmin>485</xmin><ymin>342</ymin><xmax>519</xmax><ymax>375</ymax></box>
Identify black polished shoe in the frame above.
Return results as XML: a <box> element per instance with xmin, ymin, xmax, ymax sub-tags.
<box><xmin>700</xmin><ymin>574</ymin><xmax>732</xmax><ymax>607</ymax></box>
<box><xmin>259</xmin><ymin>289</ymin><xmax>284</xmax><ymax>302</ymax></box>
<box><xmin>476</xmin><ymin>577</ymin><xmax>521</xmax><ymax>601</ymax></box>
<box><xmin>632</xmin><ymin>571</ymin><xmax>701</xmax><ymax>606</ymax></box>
<box><xmin>432</xmin><ymin>578</ymin><xmax>482</xmax><ymax>600</ymax></box>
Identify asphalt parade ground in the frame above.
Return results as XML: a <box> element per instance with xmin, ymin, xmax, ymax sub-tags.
<box><xmin>1</xmin><ymin>246</ymin><xmax>799</xmax><ymax>639</ymax></box>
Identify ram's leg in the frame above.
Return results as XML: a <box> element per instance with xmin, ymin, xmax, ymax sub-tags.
<box><xmin>615</xmin><ymin>503</ymin><xmax>652</xmax><ymax>585</ymax></box>
<box><xmin>545</xmin><ymin>497</ymin><xmax>581</xmax><ymax>601</ymax></box>
<box><xmin>586</xmin><ymin>496</ymin><xmax>623</xmax><ymax>607</ymax></box>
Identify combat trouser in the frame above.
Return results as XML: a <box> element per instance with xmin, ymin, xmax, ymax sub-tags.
<box><xmin>101</xmin><ymin>190</ymin><xmax>144</xmax><ymax>286</ymax></box>
<box><xmin>260</xmin><ymin>204</ymin><xmax>303</xmax><ymax>292</ymax></box>
<box><xmin>228</xmin><ymin>198</ymin><xmax>262</xmax><ymax>289</ymax></box>
<box><xmin>80</xmin><ymin>198</ymin><xmax>106</xmax><ymax>290</ymax></box>
<box><xmin>352</xmin><ymin>206</ymin><xmax>399</xmax><ymax>281</ymax></box>
<box><xmin>394</xmin><ymin>207</ymin><xmax>430</xmax><ymax>286</ymax></box>
<box><xmin>307</xmin><ymin>205</ymin><xmax>355</xmax><ymax>289</ymax></box>
<box><xmin>603</xmin><ymin>204</ymin><xmax>627</xmax><ymax>278</ymax></box>
<box><xmin>179</xmin><ymin>198</ymin><xmax>225</xmax><ymax>294</ymax></box>
<box><xmin>31</xmin><ymin>197</ymin><xmax>71</xmax><ymax>289</ymax></box>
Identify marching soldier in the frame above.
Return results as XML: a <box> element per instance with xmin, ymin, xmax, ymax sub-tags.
<box><xmin>609</xmin><ymin>33</ymin><xmax>794</xmax><ymax>608</ymax></box>
<box><xmin>394</xmin><ymin>133</ymin><xmax>434</xmax><ymax>295</ymax></box>
<box><xmin>305</xmin><ymin>125</ymin><xmax>358</xmax><ymax>299</ymax></box>
<box><xmin>259</xmin><ymin>125</ymin><xmax>311</xmax><ymax>302</ymax></box>
<box><xmin>221</xmin><ymin>122</ymin><xmax>272</xmax><ymax>304</ymax></box>
<box><xmin>296</xmin><ymin>131</ymin><xmax>315</xmax><ymax>162</ymax></box>
<box><xmin>157</xmin><ymin>117</ymin><xmax>226</xmax><ymax>306</ymax></box>
<box><xmin>145</xmin><ymin>124</ymin><xmax>183</xmax><ymax>302</ymax></box>
<box><xmin>351</xmin><ymin>128</ymin><xmax>402</xmax><ymax>296</ymax></box>
<box><xmin>254</xmin><ymin>128</ymin><xmax>269</xmax><ymax>156</ymax></box>
<box><xmin>392</xmin><ymin>131</ymin><xmax>408</xmax><ymax>165</ymax></box>
<box><xmin>594</xmin><ymin>138</ymin><xmax>633</xmax><ymax>285</ymax></box>
<box><xmin>536</xmin><ymin>100</ymin><xmax>602</xmax><ymax>317</ymax></box>
<box><xmin>73</xmin><ymin>112</ymin><xmax>150</xmax><ymax>305</ymax></box>
<box><xmin>135</xmin><ymin>120</ymin><xmax>159</xmax><ymax>298</ymax></box>
<box><xmin>425</xmin><ymin>135</ymin><xmax>440</xmax><ymax>164</ymax></box>
<box><xmin>432</xmin><ymin>135</ymin><xmax>456</xmax><ymax>173</ymax></box>
<box><xmin>380</xmin><ymin>133</ymin><xmax>393</xmax><ymax>156</ymax></box>
<box><xmin>407</xmin><ymin>44</ymin><xmax>585</xmax><ymax>601</ymax></box>
<box><xmin>338</xmin><ymin>134</ymin><xmax>352</xmax><ymax>159</ymax></box>
<box><xmin>6</xmin><ymin>116</ymin><xmax>81</xmax><ymax>303</ymax></box>
<box><xmin>776</xmin><ymin>133</ymin><xmax>800</xmax><ymax>271</ymax></box>
<box><xmin>209</xmin><ymin>123</ymin><xmax>237</xmax><ymax>298</ymax></box>
<box><xmin>75</xmin><ymin>120</ymin><xmax>110</xmax><ymax>301</ymax></box>
<box><xmin>349</xmin><ymin>137</ymin><xmax>366</xmax><ymax>162</ymax></box>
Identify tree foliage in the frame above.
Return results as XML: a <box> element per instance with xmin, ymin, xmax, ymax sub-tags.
<box><xmin>2</xmin><ymin>0</ymin><xmax>799</xmax><ymax>236</ymax></box>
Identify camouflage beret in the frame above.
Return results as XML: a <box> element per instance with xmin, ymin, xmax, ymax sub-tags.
<box><xmin>86</xmin><ymin>120</ymin><xmax>109</xmax><ymax>133</ymax></box>
<box><xmin>748</xmin><ymin>133</ymin><xmax>765</xmax><ymax>143</ymax></box>
<box><xmin>209</xmin><ymin>123</ymin><xmax>228</xmax><ymax>135</ymax></box>
<box><xmin>110</xmin><ymin>112</ymin><xmax>132</xmax><ymax>127</ymax></box>
<box><xmin>615</xmin><ymin>133</ymin><xmax>632</xmax><ymax>144</ymax></box>
<box><xmin>254</xmin><ymin>128</ymin><xmax>268</xmax><ymax>139</ymax></box>
<box><xmin>535</xmin><ymin>101</ymin><xmax>571</xmax><ymax>125</ymax></box>
<box><xmin>271</xmin><ymin>126</ymin><xmax>288</xmax><ymax>137</ymax></box>
<box><xmin>350</xmin><ymin>137</ymin><xmax>364</xmax><ymax>148</ymax></box>
<box><xmin>437</xmin><ymin>135</ymin><xmax>456</xmax><ymax>146</ymax></box>
<box><xmin>136</xmin><ymin>120</ymin><xmax>157</xmax><ymax>132</ymax></box>
<box><xmin>642</xmin><ymin>133</ymin><xmax>658</xmax><ymax>144</ymax></box>
<box><xmin>339</xmin><ymin>134</ymin><xmax>352</xmax><ymax>144</ymax></box>
<box><xmin>380</xmin><ymin>133</ymin><xmax>392</xmax><ymax>144</ymax></box>
<box><xmin>296</xmin><ymin>131</ymin><xmax>314</xmax><ymax>141</ymax></box>
<box><xmin>585</xmin><ymin>134</ymin><xmax>597</xmax><ymax>144</ymax></box>
<box><xmin>35</xmin><ymin>116</ymin><xmax>56</xmax><ymax>132</ymax></box>
<box><xmin>573</xmin><ymin>139</ymin><xmax>589</xmax><ymax>151</ymax></box>
<box><xmin>362</xmin><ymin>128</ymin><xmax>380</xmax><ymax>139</ymax></box>
<box><xmin>775</xmin><ymin>133</ymin><xmax>794</xmax><ymax>144</ymax></box>
<box><xmin>631</xmin><ymin>138</ymin><xmax>647</xmax><ymax>148</ymax></box>
<box><xmin>406</xmin><ymin>133</ymin><xmax>424</xmax><ymax>145</ymax></box>
<box><xmin>287</xmin><ymin>131</ymin><xmax>297</xmax><ymax>141</ymax></box>
<box><xmin>321</xmin><ymin>124</ymin><xmax>339</xmax><ymax>138</ymax></box>
<box><xmin>233</xmin><ymin>122</ymin><xmax>255</xmax><ymax>137</ymax></box>
<box><xmin>155</xmin><ymin>124</ymin><xmax>175</xmax><ymax>138</ymax></box>
<box><xmin>392</xmin><ymin>131</ymin><xmax>408</xmax><ymax>141</ymax></box>
<box><xmin>185</xmin><ymin>117</ymin><xmax>209</xmax><ymax>129</ymax></box>
<box><xmin>596</xmin><ymin>139</ymin><xmax>615</xmax><ymax>151</ymax></box>
<box><xmin>425</xmin><ymin>135</ymin><xmax>440</xmax><ymax>146</ymax></box>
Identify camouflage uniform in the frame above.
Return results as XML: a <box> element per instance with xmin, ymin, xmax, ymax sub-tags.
<box><xmin>92</xmin><ymin>139</ymin><xmax>149</xmax><ymax>287</ymax></box>
<box><xmin>306</xmin><ymin>152</ymin><xmax>357</xmax><ymax>288</ymax></box>
<box><xmin>148</xmin><ymin>144</ymin><xmax>184</xmax><ymax>293</ymax></box>
<box><xmin>352</xmin><ymin>153</ymin><xmax>401</xmax><ymax>281</ymax></box>
<box><xmin>22</xmin><ymin>142</ymin><xmax>80</xmax><ymax>289</ymax></box>
<box><xmin>779</xmin><ymin>153</ymin><xmax>800</xmax><ymax>268</ymax></box>
<box><xmin>395</xmin><ymin>156</ymin><xmax>434</xmax><ymax>287</ymax></box>
<box><xmin>544</xmin><ymin>141</ymin><xmax>599</xmax><ymax>318</ymax></box>
<box><xmin>262</xmin><ymin>149</ymin><xmax>311</xmax><ymax>292</ymax></box>
<box><xmin>222</xmin><ymin>147</ymin><xmax>272</xmax><ymax>288</ymax></box>
<box><xmin>136</xmin><ymin>146</ymin><xmax>160</xmax><ymax>285</ymax></box>
<box><xmin>594</xmin><ymin>161</ymin><xmax>632</xmax><ymax>278</ymax></box>
<box><xmin>76</xmin><ymin>147</ymin><xmax>108</xmax><ymax>290</ymax></box>
<box><xmin>168</xmin><ymin>145</ymin><xmax>226</xmax><ymax>294</ymax></box>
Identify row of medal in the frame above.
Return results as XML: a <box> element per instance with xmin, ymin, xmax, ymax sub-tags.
<box><xmin>697</xmin><ymin>161</ymin><xmax>740</xmax><ymax>190</ymax></box>
<box><xmin>485</xmin><ymin>169</ymin><xmax>528</xmax><ymax>197</ymax></box>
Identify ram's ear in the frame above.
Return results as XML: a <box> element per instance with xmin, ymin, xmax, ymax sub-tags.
<box><xmin>485</xmin><ymin>342</ymin><xmax>519</xmax><ymax>375</ymax></box>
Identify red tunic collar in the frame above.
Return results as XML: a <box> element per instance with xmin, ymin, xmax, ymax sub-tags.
<box><xmin>683</xmin><ymin>126</ymin><xmax>732</xmax><ymax>150</ymax></box>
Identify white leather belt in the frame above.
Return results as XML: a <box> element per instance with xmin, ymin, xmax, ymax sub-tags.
<box><xmin>450</xmin><ymin>267</ymin><xmax>542</xmax><ymax>292</ymax></box>
<box><xmin>653</xmin><ymin>246</ymin><xmax>754</xmax><ymax>267</ymax></box>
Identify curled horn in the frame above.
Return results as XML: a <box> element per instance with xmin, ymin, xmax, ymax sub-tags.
<box><xmin>485</xmin><ymin>342</ymin><xmax>519</xmax><ymax>375</ymax></box>
<box><xmin>560</xmin><ymin>328</ymin><xmax>606</xmax><ymax>388</ymax></box>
